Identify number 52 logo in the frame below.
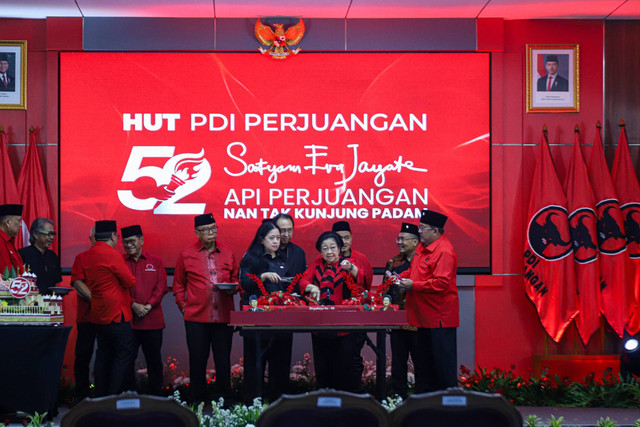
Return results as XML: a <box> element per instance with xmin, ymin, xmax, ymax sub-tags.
<box><xmin>117</xmin><ymin>146</ymin><xmax>212</xmax><ymax>215</ymax></box>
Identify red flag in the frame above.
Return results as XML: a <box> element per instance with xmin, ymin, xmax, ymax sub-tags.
<box><xmin>563</xmin><ymin>129</ymin><xmax>600</xmax><ymax>345</ymax></box>
<box><xmin>0</xmin><ymin>130</ymin><xmax>20</xmax><ymax>205</ymax></box>
<box><xmin>587</xmin><ymin>123</ymin><xmax>631</xmax><ymax>337</ymax></box>
<box><xmin>524</xmin><ymin>130</ymin><xmax>578</xmax><ymax>342</ymax></box>
<box><xmin>17</xmin><ymin>130</ymin><xmax>52</xmax><ymax>248</ymax></box>
<box><xmin>612</xmin><ymin>122</ymin><xmax>640</xmax><ymax>334</ymax></box>
<box><xmin>537</xmin><ymin>54</ymin><xmax>546</xmax><ymax>78</ymax></box>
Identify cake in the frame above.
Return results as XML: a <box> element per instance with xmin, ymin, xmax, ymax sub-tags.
<box><xmin>0</xmin><ymin>272</ymin><xmax>64</xmax><ymax>324</ymax></box>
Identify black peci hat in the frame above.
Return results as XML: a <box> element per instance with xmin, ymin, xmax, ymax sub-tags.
<box><xmin>331</xmin><ymin>221</ymin><xmax>351</xmax><ymax>233</ymax></box>
<box><xmin>419</xmin><ymin>209</ymin><xmax>448</xmax><ymax>228</ymax></box>
<box><xmin>121</xmin><ymin>225</ymin><xmax>143</xmax><ymax>239</ymax></box>
<box><xmin>194</xmin><ymin>213</ymin><xmax>215</xmax><ymax>227</ymax></box>
<box><xmin>95</xmin><ymin>220</ymin><xmax>117</xmax><ymax>234</ymax></box>
<box><xmin>400</xmin><ymin>222</ymin><xmax>420</xmax><ymax>238</ymax></box>
<box><xmin>0</xmin><ymin>204</ymin><xmax>23</xmax><ymax>216</ymax></box>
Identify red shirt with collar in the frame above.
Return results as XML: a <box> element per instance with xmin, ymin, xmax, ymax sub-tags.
<box><xmin>405</xmin><ymin>234</ymin><xmax>459</xmax><ymax>329</ymax></box>
<box><xmin>173</xmin><ymin>240</ymin><xmax>238</xmax><ymax>323</ymax></box>
<box><xmin>124</xmin><ymin>250</ymin><xmax>168</xmax><ymax>330</ymax></box>
<box><xmin>70</xmin><ymin>249</ymin><xmax>92</xmax><ymax>323</ymax></box>
<box><xmin>349</xmin><ymin>249</ymin><xmax>373</xmax><ymax>290</ymax></box>
<box><xmin>84</xmin><ymin>241</ymin><xmax>136</xmax><ymax>324</ymax></box>
<box><xmin>0</xmin><ymin>229</ymin><xmax>23</xmax><ymax>274</ymax></box>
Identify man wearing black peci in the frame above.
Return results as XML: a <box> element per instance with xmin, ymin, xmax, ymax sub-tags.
<box><xmin>398</xmin><ymin>209</ymin><xmax>459</xmax><ymax>392</ymax></box>
<box><xmin>0</xmin><ymin>53</ymin><xmax>16</xmax><ymax>92</ymax></box>
<box><xmin>536</xmin><ymin>54</ymin><xmax>569</xmax><ymax>92</ymax></box>
<box><xmin>121</xmin><ymin>224</ymin><xmax>168</xmax><ymax>395</ymax></box>
<box><xmin>0</xmin><ymin>204</ymin><xmax>23</xmax><ymax>274</ymax></box>
<box><xmin>384</xmin><ymin>222</ymin><xmax>420</xmax><ymax>398</ymax></box>
<box><xmin>173</xmin><ymin>213</ymin><xmax>239</xmax><ymax>404</ymax></box>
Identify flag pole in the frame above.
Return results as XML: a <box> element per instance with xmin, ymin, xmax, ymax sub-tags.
<box><xmin>595</xmin><ymin>121</ymin><xmax>605</xmax><ymax>351</ymax></box>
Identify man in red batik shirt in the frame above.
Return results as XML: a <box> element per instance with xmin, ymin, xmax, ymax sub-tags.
<box><xmin>0</xmin><ymin>204</ymin><xmax>23</xmax><ymax>274</ymax></box>
<box><xmin>398</xmin><ymin>209</ymin><xmax>459</xmax><ymax>393</ymax></box>
<box><xmin>121</xmin><ymin>224</ymin><xmax>168</xmax><ymax>395</ymax></box>
<box><xmin>173</xmin><ymin>213</ymin><xmax>239</xmax><ymax>404</ymax></box>
<box><xmin>83</xmin><ymin>220</ymin><xmax>136</xmax><ymax>396</ymax></box>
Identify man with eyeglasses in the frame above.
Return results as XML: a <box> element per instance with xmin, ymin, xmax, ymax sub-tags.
<box><xmin>82</xmin><ymin>220</ymin><xmax>136</xmax><ymax>396</ymax></box>
<box><xmin>121</xmin><ymin>225</ymin><xmax>168</xmax><ymax>395</ymax></box>
<box><xmin>0</xmin><ymin>204</ymin><xmax>24</xmax><ymax>274</ymax></box>
<box><xmin>19</xmin><ymin>217</ymin><xmax>62</xmax><ymax>295</ymax></box>
<box><xmin>331</xmin><ymin>221</ymin><xmax>373</xmax><ymax>290</ymax></box>
<box><xmin>398</xmin><ymin>209</ymin><xmax>459</xmax><ymax>393</ymax></box>
<box><xmin>273</xmin><ymin>212</ymin><xmax>307</xmax><ymax>279</ymax></box>
<box><xmin>173</xmin><ymin>213</ymin><xmax>239</xmax><ymax>404</ymax></box>
<box><xmin>384</xmin><ymin>222</ymin><xmax>420</xmax><ymax>398</ymax></box>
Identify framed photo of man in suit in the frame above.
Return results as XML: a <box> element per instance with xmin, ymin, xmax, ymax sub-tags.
<box><xmin>0</xmin><ymin>41</ymin><xmax>27</xmax><ymax>110</ymax></box>
<box><xmin>526</xmin><ymin>44</ymin><xmax>579</xmax><ymax>113</ymax></box>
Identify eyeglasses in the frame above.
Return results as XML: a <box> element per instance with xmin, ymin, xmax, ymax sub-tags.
<box><xmin>320</xmin><ymin>245</ymin><xmax>339</xmax><ymax>253</ymax></box>
<box><xmin>38</xmin><ymin>231</ymin><xmax>56</xmax><ymax>237</ymax></box>
<box><xmin>196</xmin><ymin>226</ymin><xmax>218</xmax><ymax>234</ymax></box>
<box><xmin>418</xmin><ymin>225</ymin><xmax>435</xmax><ymax>232</ymax></box>
<box><xmin>280</xmin><ymin>228</ymin><xmax>293</xmax><ymax>234</ymax></box>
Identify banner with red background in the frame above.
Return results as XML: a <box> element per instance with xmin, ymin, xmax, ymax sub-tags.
<box><xmin>60</xmin><ymin>53</ymin><xmax>490</xmax><ymax>270</ymax></box>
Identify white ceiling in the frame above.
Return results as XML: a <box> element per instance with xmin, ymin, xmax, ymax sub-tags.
<box><xmin>1</xmin><ymin>0</ymin><xmax>639</xmax><ymax>20</ymax></box>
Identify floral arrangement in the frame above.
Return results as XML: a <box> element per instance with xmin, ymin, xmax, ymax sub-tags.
<box><xmin>289</xmin><ymin>353</ymin><xmax>316</xmax><ymax>393</ymax></box>
<box><xmin>243</xmin><ymin>266</ymin><xmax>407</xmax><ymax>311</ymax></box>
<box><xmin>245</xmin><ymin>273</ymin><xmax>307</xmax><ymax>307</ymax></box>
<box><xmin>341</xmin><ymin>273</ymin><xmax>402</xmax><ymax>311</ymax></box>
<box><xmin>459</xmin><ymin>364</ymin><xmax>640</xmax><ymax>408</ymax></box>
<box><xmin>56</xmin><ymin>358</ymin><xmax>640</xmax><ymax>427</ymax></box>
<box><xmin>171</xmin><ymin>390</ymin><xmax>267</xmax><ymax>427</ymax></box>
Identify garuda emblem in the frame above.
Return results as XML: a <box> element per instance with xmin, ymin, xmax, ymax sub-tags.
<box><xmin>255</xmin><ymin>18</ymin><xmax>305</xmax><ymax>59</ymax></box>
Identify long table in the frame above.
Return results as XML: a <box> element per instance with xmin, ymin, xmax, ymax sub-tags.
<box><xmin>0</xmin><ymin>325</ymin><xmax>71</xmax><ymax>419</ymax></box>
<box><xmin>230</xmin><ymin>309</ymin><xmax>407</xmax><ymax>400</ymax></box>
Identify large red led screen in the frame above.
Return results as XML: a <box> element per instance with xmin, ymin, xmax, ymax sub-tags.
<box><xmin>60</xmin><ymin>52</ymin><xmax>490</xmax><ymax>271</ymax></box>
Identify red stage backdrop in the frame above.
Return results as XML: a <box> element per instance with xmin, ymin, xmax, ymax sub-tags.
<box><xmin>60</xmin><ymin>52</ymin><xmax>490</xmax><ymax>270</ymax></box>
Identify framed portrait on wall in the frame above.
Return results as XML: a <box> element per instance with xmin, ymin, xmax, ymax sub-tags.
<box><xmin>526</xmin><ymin>44</ymin><xmax>579</xmax><ymax>113</ymax></box>
<box><xmin>0</xmin><ymin>41</ymin><xmax>27</xmax><ymax>110</ymax></box>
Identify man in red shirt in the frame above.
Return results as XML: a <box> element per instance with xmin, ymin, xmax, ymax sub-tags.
<box><xmin>0</xmin><ymin>204</ymin><xmax>23</xmax><ymax>274</ymax></box>
<box><xmin>121</xmin><ymin>224</ymin><xmax>168</xmax><ymax>395</ymax></box>
<box><xmin>331</xmin><ymin>221</ymin><xmax>373</xmax><ymax>290</ymax></box>
<box><xmin>70</xmin><ymin>226</ymin><xmax>96</xmax><ymax>400</ymax></box>
<box><xmin>385</xmin><ymin>222</ymin><xmax>420</xmax><ymax>398</ymax></box>
<box><xmin>399</xmin><ymin>209</ymin><xmax>459</xmax><ymax>392</ymax></box>
<box><xmin>84</xmin><ymin>220</ymin><xmax>136</xmax><ymax>396</ymax></box>
<box><xmin>174</xmin><ymin>213</ymin><xmax>239</xmax><ymax>403</ymax></box>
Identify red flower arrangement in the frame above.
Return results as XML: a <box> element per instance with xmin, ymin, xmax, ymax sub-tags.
<box><xmin>341</xmin><ymin>269</ymin><xmax>408</xmax><ymax>309</ymax></box>
<box><xmin>339</xmin><ymin>271</ymin><xmax>363</xmax><ymax>306</ymax></box>
<box><xmin>245</xmin><ymin>273</ymin><xmax>307</xmax><ymax>307</ymax></box>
